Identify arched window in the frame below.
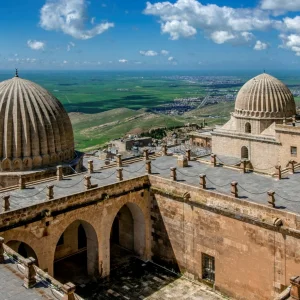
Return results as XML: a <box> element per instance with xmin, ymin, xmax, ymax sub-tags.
<box><xmin>245</xmin><ymin>122</ymin><xmax>251</xmax><ymax>133</ymax></box>
<box><xmin>241</xmin><ymin>146</ymin><xmax>249</xmax><ymax>159</ymax></box>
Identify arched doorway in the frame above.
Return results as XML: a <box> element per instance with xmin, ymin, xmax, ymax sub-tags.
<box><xmin>241</xmin><ymin>146</ymin><xmax>249</xmax><ymax>159</ymax></box>
<box><xmin>6</xmin><ymin>241</ymin><xmax>39</xmax><ymax>266</ymax></box>
<box><xmin>54</xmin><ymin>220</ymin><xmax>98</xmax><ymax>284</ymax></box>
<box><xmin>110</xmin><ymin>203</ymin><xmax>146</xmax><ymax>270</ymax></box>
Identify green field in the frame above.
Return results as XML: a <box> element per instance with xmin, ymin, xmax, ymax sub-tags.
<box><xmin>1</xmin><ymin>70</ymin><xmax>299</xmax><ymax>151</ymax></box>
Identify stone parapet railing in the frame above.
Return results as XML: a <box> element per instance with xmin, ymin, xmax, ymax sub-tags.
<box><xmin>0</xmin><ymin>237</ymin><xmax>79</xmax><ymax>300</ymax></box>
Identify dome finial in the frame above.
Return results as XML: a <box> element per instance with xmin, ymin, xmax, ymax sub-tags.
<box><xmin>15</xmin><ymin>68</ymin><xmax>19</xmax><ymax>78</ymax></box>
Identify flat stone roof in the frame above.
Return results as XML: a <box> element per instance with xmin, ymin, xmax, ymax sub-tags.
<box><xmin>1</xmin><ymin>154</ymin><xmax>300</xmax><ymax>214</ymax></box>
<box><xmin>0</xmin><ymin>254</ymin><xmax>56</xmax><ymax>299</ymax></box>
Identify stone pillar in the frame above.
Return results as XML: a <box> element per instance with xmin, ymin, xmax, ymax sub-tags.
<box><xmin>199</xmin><ymin>174</ymin><xmax>206</xmax><ymax>189</ymax></box>
<box><xmin>88</xmin><ymin>160</ymin><xmax>94</xmax><ymax>174</ymax></box>
<box><xmin>186</xmin><ymin>149</ymin><xmax>191</xmax><ymax>161</ymax></box>
<box><xmin>145</xmin><ymin>160</ymin><xmax>151</xmax><ymax>174</ymax></box>
<box><xmin>293</xmin><ymin>115</ymin><xmax>296</xmax><ymax>127</ymax></box>
<box><xmin>46</xmin><ymin>185</ymin><xmax>54</xmax><ymax>200</ymax></box>
<box><xmin>170</xmin><ymin>167</ymin><xmax>177</xmax><ymax>181</ymax></box>
<box><xmin>267</xmin><ymin>190</ymin><xmax>275</xmax><ymax>208</ymax></box>
<box><xmin>62</xmin><ymin>282</ymin><xmax>76</xmax><ymax>300</ymax></box>
<box><xmin>57</xmin><ymin>165</ymin><xmax>63</xmax><ymax>181</ymax></box>
<box><xmin>241</xmin><ymin>160</ymin><xmax>247</xmax><ymax>173</ymax></box>
<box><xmin>211</xmin><ymin>154</ymin><xmax>217</xmax><ymax>167</ymax></box>
<box><xmin>291</xmin><ymin>276</ymin><xmax>300</xmax><ymax>300</ymax></box>
<box><xmin>23</xmin><ymin>257</ymin><xmax>37</xmax><ymax>289</ymax></box>
<box><xmin>231</xmin><ymin>181</ymin><xmax>238</xmax><ymax>198</ymax></box>
<box><xmin>19</xmin><ymin>175</ymin><xmax>25</xmax><ymax>190</ymax></box>
<box><xmin>276</xmin><ymin>165</ymin><xmax>282</xmax><ymax>180</ymax></box>
<box><xmin>162</xmin><ymin>144</ymin><xmax>167</xmax><ymax>156</ymax></box>
<box><xmin>143</xmin><ymin>149</ymin><xmax>149</xmax><ymax>161</ymax></box>
<box><xmin>177</xmin><ymin>156</ymin><xmax>188</xmax><ymax>168</ymax></box>
<box><xmin>289</xmin><ymin>160</ymin><xmax>295</xmax><ymax>174</ymax></box>
<box><xmin>2</xmin><ymin>195</ymin><xmax>10</xmax><ymax>212</ymax></box>
<box><xmin>84</xmin><ymin>175</ymin><xmax>92</xmax><ymax>190</ymax></box>
<box><xmin>0</xmin><ymin>237</ymin><xmax>4</xmax><ymax>263</ymax></box>
<box><xmin>116</xmin><ymin>154</ymin><xmax>122</xmax><ymax>167</ymax></box>
<box><xmin>117</xmin><ymin>168</ymin><xmax>123</xmax><ymax>181</ymax></box>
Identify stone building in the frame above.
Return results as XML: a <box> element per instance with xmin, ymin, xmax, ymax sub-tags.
<box><xmin>0</xmin><ymin>73</ymin><xmax>299</xmax><ymax>300</ymax></box>
<box><xmin>212</xmin><ymin>73</ymin><xmax>300</xmax><ymax>172</ymax></box>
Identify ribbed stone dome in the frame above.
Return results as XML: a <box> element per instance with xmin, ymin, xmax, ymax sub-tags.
<box><xmin>0</xmin><ymin>75</ymin><xmax>74</xmax><ymax>171</ymax></box>
<box><xmin>234</xmin><ymin>73</ymin><xmax>296</xmax><ymax>118</ymax></box>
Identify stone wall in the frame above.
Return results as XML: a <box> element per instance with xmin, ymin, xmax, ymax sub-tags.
<box><xmin>0</xmin><ymin>176</ymin><xmax>152</xmax><ymax>277</ymax></box>
<box><xmin>212</xmin><ymin>133</ymin><xmax>279</xmax><ymax>171</ymax></box>
<box><xmin>149</xmin><ymin>175</ymin><xmax>300</xmax><ymax>300</ymax></box>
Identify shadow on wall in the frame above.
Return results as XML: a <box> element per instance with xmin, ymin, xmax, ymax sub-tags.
<box><xmin>150</xmin><ymin>195</ymin><xmax>180</xmax><ymax>273</ymax></box>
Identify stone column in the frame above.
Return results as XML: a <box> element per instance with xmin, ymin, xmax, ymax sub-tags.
<box><xmin>241</xmin><ymin>160</ymin><xmax>247</xmax><ymax>173</ymax></box>
<box><xmin>23</xmin><ymin>257</ymin><xmax>37</xmax><ymax>289</ymax></box>
<box><xmin>186</xmin><ymin>149</ymin><xmax>191</xmax><ymax>161</ymax></box>
<box><xmin>84</xmin><ymin>175</ymin><xmax>92</xmax><ymax>190</ymax></box>
<box><xmin>62</xmin><ymin>282</ymin><xmax>76</xmax><ymax>300</ymax></box>
<box><xmin>0</xmin><ymin>237</ymin><xmax>4</xmax><ymax>263</ymax></box>
<box><xmin>199</xmin><ymin>174</ymin><xmax>206</xmax><ymax>189</ymax></box>
<box><xmin>289</xmin><ymin>160</ymin><xmax>295</xmax><ymax>174</ymax></box>
<box><xmin>88</xmin><ymin>160</ymin><xmax>94</xmax><ymax>174</ymax></box>
<box><xmin>293</xmin><ymin>115</ymin><xmax>296</xmax><ymax>126</ymax></box>
<box><xmin>276</xmin><ymin>165</ymin><xmax>282</xmax><ymax>180</ymax></box>
<box><xmin>2</xmin><ymin>195</ymin><xmax>10</xmax><ymax>212</ymax></box>
<box><xmin>46</xmin><ymin>185</ymin><xmax>54</xmax><ymax>200</ymax></box>
<box><xmin>170</xmin><ymin>167</ymin><xmax>177</xmax><ymax>181</ymax></box>
<box><xmin>116</xmin><ymin>154</ymin><xmax>122</xmax><ymax>167</ymax></box>
<box><xmin>19</xmin><ymin>175</ymin><xmax>25</xmax><ymax>190</ymax></box>
<box><xmin>267</xmin><ymin>190</ymin><xmax>275</xmax><ymax>208</ymax></box>
<box><xmin>211</xmin><ymin>154</ymin><xmax>217</xmax><ymax>167</ymax></box>
<box><xmin>57</xmin><ymin>165</ymin><xmax>63</xmax><ymax>181</ymax></box>
<box><xmin>291</xmin><ymin>276</ymin><xmax>300</xmax><ymax>300</ymax></box>
<box><xmin>145</xmin><ymin>160</ymin><xmax>151</xmax><ymax>174</ymax></box>
<box><xmin>231</xmin><ymin>181</ymin><xmax>238</xmax><ymax>198</ymax></box>
<box><xmin>162</xmin><ymin>144</ymin><xmax>167</xmax><ymax>156</ymax></box>
<box><xmin>143</xmin><ymin>149</ymin><xmax>149</xmax><ymax>161</ymax></box>
<box><xmin>117</xmin><ymin>168</ymin><xmax>123</xmax><ymax>181</ymax></box>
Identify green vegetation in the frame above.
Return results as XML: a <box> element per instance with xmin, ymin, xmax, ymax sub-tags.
<box><xmin>70</xmin><ymin>108</ymin><xmax>187</xmax><ymax>151</ymax></box>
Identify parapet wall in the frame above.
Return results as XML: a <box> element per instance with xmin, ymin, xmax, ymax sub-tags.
<box><xmin>149</xmin><ymin>175</ymin><xmax>300</xmax><ymax>300</ymax></box>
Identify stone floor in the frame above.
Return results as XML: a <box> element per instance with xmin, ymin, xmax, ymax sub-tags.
<box><xmin>76</xmin><ymin>257</ymin><xmax>226</xmax><ymax>300</ymax></box>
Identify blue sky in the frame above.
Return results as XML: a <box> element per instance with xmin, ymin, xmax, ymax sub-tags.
<box><xmin>1</xmin><ymin>0</ymin><xmax>300</xmax><ymax>70</ymax></box>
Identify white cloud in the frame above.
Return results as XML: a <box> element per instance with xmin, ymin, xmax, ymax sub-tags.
<box><xmin>282</xmin><ymin>16</ymin><xmax>300</xmax><ymax>32</ymax></box>
<box><xmin>254</xmin><ymin>40</ymin><xmax>268</xmax><ymax>50</ymax></box>
<box><xmin>168</xmin><ymin>56</ymin><xmax>174</xmax><ymax>61</ymax></box>
<box><xmin>280</xmin><ymin>34</ymin><xmax>300</xmax><ymax>56</ymax></box>
<box><xmin>161</xmin><ymin>50</ymin><xmax>169</xmax><ymax>55</ymax></box>
<box><xmin>261</xmin><ymin>0</ymin><xmax>300</xmax><ymax>12</ymax></box>
<box><xmin>139</xmin><ymin>50</ymin><xmax>158</xmax><ymax>56</ymax></box>
<box><xmin>210</xmin><ymin>31</ymin><xmax>235</xmax><ymax>44</ymax></box>
<box><xmin>144</xmin><ymin>0</ymin><xmax>276</xmax><ymax>44</ymax></box>
<box><xmin>119</xmin><ymin>59</ymin><xmax>128</xmax><ymax>63</ymax></box>
<box><xmin>161</xmin><ymin>20</ymin><xmax>197</xmax><ymax>40</ymax></box>
<box><xmin>27</xmin><ymin>40</ymin><xmax>45</xmax><ymax>50</ymax></box>
<box><xmin>40</xmin><ymin>0</ymin><xmax>114</xmax><ymax>40</ymax></box>
<box><xmin>63</xmin><ymin>60</ymin><xmax>68</xmax><ymax>64</ymax></box>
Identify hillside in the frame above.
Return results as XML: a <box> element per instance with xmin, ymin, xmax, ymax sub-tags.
<box><xmin>70</xmin><ymin>108</ymin><xmax>187</xmax><ymax>151</ymax></box>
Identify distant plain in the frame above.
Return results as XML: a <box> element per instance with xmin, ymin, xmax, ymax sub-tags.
<box><xmin>1</xmin><ymin>70</ymin><xmax>300</xmax><ymax>150</ymax></box>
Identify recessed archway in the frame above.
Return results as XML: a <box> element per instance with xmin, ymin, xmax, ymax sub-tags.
<box><xmin>241</xmin><ymin>146</ymin><xmax>249</xmax><ymax>159</ymax></box>
<box><xmin>245</xmin><ymin>122</ymin><xmax>251</xmax><ymax>133</ymax></box>
<box><xmin>6</xmin><ymin>241</ymin><xmax>39</xmax><ymax>266</ymax></box>
<box><xmin>110</xmin><ymin>203</ymin><xmax>146</xmax><ymax>271</ymax></box>
<box><xmin>53</xmin><ymin>220</ymin><xmax>98</xmax><ymax>284</ymax></box>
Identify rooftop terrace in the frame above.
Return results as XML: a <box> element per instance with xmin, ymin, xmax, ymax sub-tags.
<box><xmin>0</xmin><ymin>153</ymin><xmax>300</xmax><ymax>214</ymax></box>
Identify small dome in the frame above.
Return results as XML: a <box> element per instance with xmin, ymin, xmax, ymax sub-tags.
<box><xmin>0</xmin><ymin>75</ymin><xmax>74</xmax><ymax>171</ymax></box>
<box><xmin>234</xmin><ymin>73</ymin><xmax>296</xmax><ymax>118</ymax></box>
